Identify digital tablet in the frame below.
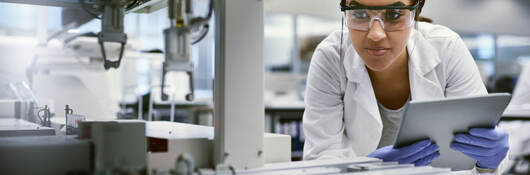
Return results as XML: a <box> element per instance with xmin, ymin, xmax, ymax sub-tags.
<box><xmin>394</xmin><ymin>93</ymin><xmax>511</xmax><ymax>171</ymax></box>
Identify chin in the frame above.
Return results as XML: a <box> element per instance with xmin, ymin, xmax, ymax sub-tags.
<box><xmin>363</xmin><ymin>57</ymin><xmax>393</xmax><ymax>72</ymax></box>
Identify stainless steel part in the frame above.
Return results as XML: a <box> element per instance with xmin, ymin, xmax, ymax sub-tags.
<box><xmin>161</xmin><ymin>0</ymin><xmax>195</xmax><ymax>101</ymax></box>
<box><xmin>98</xmin><ymin>0</ymin><xmax>128</xmax><ymax>70</ymax></box>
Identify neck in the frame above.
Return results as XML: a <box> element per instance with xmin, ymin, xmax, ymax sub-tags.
<box><xmin>368</xmin><ymin>48</ymin><xmax>409</xmax><ymax>82</ymax></box>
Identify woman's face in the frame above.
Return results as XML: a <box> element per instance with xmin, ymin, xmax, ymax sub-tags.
<box><xmin>348</xmin><ymin>0</ymin><xmax>413</xmax><ymax>71</ymax></box>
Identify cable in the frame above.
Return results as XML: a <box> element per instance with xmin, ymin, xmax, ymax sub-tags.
<box><xmin>126</xmin><ymin>0</ymin><xmax>140</xmax><ymax>10</ymax></box>
<box><xmin>190</xmin><ymin>0</ymin><xmax>214</xmax><ymax>44</ymax></box>
<box><xmin>192</xmin><ymin>23</ymin><xmax>209</xmax><ymax>44</ymax></box>
<box><xmin>340</xmin><ymin>15</ymin><xmax>344</xmax><ymax>64</ymax></box>
<box><xmin>46</xmin><ymin>22</ymin><xmax>78</xmax><ymax>44</ymax></box>
<box><xmin>63</xmin><ymin>32</ymin><xmax>97</xmax><ymax>44</ymax></box>
<box><xmin>206</xmin><ymin>0</ymin><xmax>213</xmax><ymax>20</ymax></box>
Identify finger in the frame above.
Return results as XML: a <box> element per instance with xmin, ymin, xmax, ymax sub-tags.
<box><xmin>450</xmin><ymin>142</ymin><xmax>504</xmax><ymax>156</ymax></box>
<box><xmin>398</xmin><ymin>143</ymin><xmax>440</xmax><ymax>164</ymax></box>
<box><xmin>454</xmin><ymin>134</ymin><xmax>502</xmax><ymax>149</ymax></box>
<box><xmin>392</xmin><ymin>140</ymin><xmax>432</xmax><ymax>159</ymax></box>
<box><xmin>469</xmin><ymin>128</ymin><xmax>507</xmax><ymax>140</ymax></box>
<box><xmin>367</xmin><ymin>145</ymin><xmax>394</xmax><ymax>159</ymax></box>
<box><xmin>414</xmin><ymin>151</ymin><xmax>440</xmax><ymax>166</ymax></box>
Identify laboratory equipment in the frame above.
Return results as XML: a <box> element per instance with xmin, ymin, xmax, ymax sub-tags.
<box><xmin>0</xmin><ymin>135</ymin><xmax>91</xmax><ymax>175</ymax></box>
<box><xmin>2</xmin><ymin>0</ymin><xmax>265</xmax><ymax>169</ymax></box>
<box><xmin>96</xmin><ymin>0</ymin><xmax>128</xmax><ymax>70</ymax></box>
<box><xmin>78</xmin><ymin>120</ymin><xmax>147</xmax><ymax>173</ymax></box>
<box><xmin>0</xmin><ymin>118</ymin><xmax>55</xmax><ymax>137</ymax></box>
<box><xmin>7</xmin><ymin>0</ymin><xmax>163</xmax><ymax>71</ymax></box>
<box><xmin>160</xmin><ymin>0</ymin><xmax>213</xmax><ymax>101</ymax></box>
<box><xmin>64</xmin><ymin>104</ymin><xmax>85</xmax><ymax>135</ymax></box>
<box><xmin>0</xmin><ymin>0</ymin><xmax>261</xmax><ymax>172</ymax></box>
<box><xmin>37</xmin><ymin>105</ymin><xmax>52</xmax><ymax>127</ymax></box>
<box><xmin>66</xmin><ymin>114</ymin><xmax>85</xmax><ymax>135</ymax></box>
<box><xmin>146</xmin><ymin>121</ymin><xmax>291</xmax><ymax>172</ymax></box>
<box><xmin>0</xmin><ymin>82</ymin><xmax>39</xmax><ymax>122</ymax></box>
<box><xmin>0</xmin><ymin>119</ymin><xmax>291</xmax><ymax>175</ymax></box>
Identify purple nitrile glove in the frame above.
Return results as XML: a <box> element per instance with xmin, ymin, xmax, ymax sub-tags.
<box><xmin>367</xmin><ymin>140</ymin><xmax>440</xmax><ymax>166</ymax></box>
<box><xmin>450</xmin><ymin>127</ymin><xmax>509</xmax><ymax>169</ymax></box>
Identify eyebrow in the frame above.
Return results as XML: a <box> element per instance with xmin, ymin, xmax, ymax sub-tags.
<box><xmin>349</xmin><ymin>1</ymin><xmax>407</xmax><ymax>7</ymax></box>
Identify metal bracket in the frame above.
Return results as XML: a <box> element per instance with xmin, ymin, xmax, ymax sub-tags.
<box><xmin>161</xmin><ymin>25</ymin><xmax>195</xmax><ymax>101</ymax></box>
<box><xmin>97</xmin><ymin>0</ymin><xmax>127</xmax><ymax>70</ymax></box>
<box><xmin>161</xmin><ymin>61</ymin><xmax>195</xmax><ymax>101</ymax></box>
<box><xmin>98</xmin><ymin>35</ymin><xmax>126</xmax><ymax>70</ymax></box>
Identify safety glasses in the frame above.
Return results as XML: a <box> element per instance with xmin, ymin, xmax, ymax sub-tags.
<box><xmin>340</xmin><ymin>1</ymin><xmax>420</xmax><ymax>32</ymax></box>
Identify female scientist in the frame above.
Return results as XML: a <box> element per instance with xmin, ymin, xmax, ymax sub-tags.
<box><xmin>302</xmin><ymin>0</ymin><xmax>509</xmax><ymax>173</ymax></box>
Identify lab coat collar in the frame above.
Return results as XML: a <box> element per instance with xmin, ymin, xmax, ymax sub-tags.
<box><xmin>407</xmin><ymin>28</ymin><xmax>445</xmax><ymax>101</ymax></box>
<box><xmin>341</xmin><ymin>32</ymin><xmax>381</xmax><ymax>126</ymax></box>
<box><xmin>407</xmin><ymin>28</ymin><xmax>442</xmax><ymax>77</ymax></box>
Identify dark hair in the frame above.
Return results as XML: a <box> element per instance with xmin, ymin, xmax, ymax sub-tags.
<box><xmin>413</xmin><ymin>0</ymin><xmax>432</xmax><ymax>23</ymax></box>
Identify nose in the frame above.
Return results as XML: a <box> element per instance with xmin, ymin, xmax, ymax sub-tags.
<box><xmin>367</xmin><ymin>20</ymin><xmax>387</xmax><ymax>42</ymax></box>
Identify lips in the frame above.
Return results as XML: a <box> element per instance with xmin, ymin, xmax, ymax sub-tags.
<box><xmin>366</xmin><ymin>47</ymin><xmax>390</xmax><ymax>56</ymax></box>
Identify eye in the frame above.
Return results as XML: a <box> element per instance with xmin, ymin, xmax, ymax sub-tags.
<box><xmin>352</xmin><ymin>10</ymin><xmax>369</xmax><ymax>20</ymax></box>
<box><xmin>384</xmin><ymin>10</ymin><xmax>403</xmax><ymax>21</ymax></box>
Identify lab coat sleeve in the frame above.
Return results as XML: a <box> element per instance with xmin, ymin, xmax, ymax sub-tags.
<box><xmin>302</xmin><ymin>45</ymin><xmax>354</xmax><ymax>160</ymax></box>
<box><xmin>444</xmin><ymin>35</ymin><xmax>488</xmax><ymax>97</ymax></box>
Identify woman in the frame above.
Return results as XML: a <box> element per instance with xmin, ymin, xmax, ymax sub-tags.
<box><xmin>302</xmin><ymin>0</ymin><xmax>509</xmax><ymax>173</ymax></box>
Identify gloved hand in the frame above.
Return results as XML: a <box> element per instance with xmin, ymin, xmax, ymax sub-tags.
<box><xmin>367</xmin><ymin>140</ymin><xmax>440</xmax><ymax>166</ymax></box>
<box><xmin>450</xmin><ymin>127</ymin><xmax>509</xmax><ymax>169</ymax></box>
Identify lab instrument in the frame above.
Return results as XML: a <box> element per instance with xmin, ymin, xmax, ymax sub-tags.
<box><xmin>160</xmin><ymin>0</ymin><xmax>213</xmax><ymax>101</ymax></box>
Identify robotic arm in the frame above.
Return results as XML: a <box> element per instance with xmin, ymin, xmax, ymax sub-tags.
<box><xmin>98</xmin><ymin>0</ymin><xmax>127</xmax><ymax>70</ymax></box>
<box><xmin>161</xmin><ymin>0</ymin><xmax>213</xmax><ymax>101</ymax></box>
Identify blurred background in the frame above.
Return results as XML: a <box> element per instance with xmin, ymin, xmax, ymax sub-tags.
<box><xmin>0</xmin><ymin>0</ymin><xmax>528</xmax><ymax>167</ymax></box>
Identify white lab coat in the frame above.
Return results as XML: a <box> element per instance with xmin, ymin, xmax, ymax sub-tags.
<box><xmin>511</xmin><ymin>62</ymin><xmax>530</xmax><ymax>106</ymax></box>
<box><xmin>303</xmin><ymin>22</ymin><xmax>488</xmax><ymax>160</ymax></box>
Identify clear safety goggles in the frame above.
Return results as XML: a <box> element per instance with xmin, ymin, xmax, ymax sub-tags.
<box><xmin>341</xmin><ymin>1</ymin><xmax>419</xmax><ymax>32</ymax></box>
